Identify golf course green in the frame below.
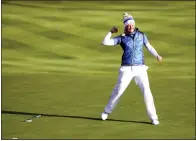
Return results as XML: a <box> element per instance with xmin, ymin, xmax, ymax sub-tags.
<box><xmin>2</xmin><ymin>1</ymin><xmax>195</xmax><ymax>139</ymax></box>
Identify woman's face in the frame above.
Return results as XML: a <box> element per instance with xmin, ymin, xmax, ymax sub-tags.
<box><xmin>125</xmin><ymin>23</ymin><xmax>135</xmax><ymax>33</ymax></box>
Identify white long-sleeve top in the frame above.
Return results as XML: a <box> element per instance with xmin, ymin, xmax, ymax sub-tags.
<box><xmin>102</xmin><ymin>32</ymin><xmax>160</xmax><ymax>58</ymax></box>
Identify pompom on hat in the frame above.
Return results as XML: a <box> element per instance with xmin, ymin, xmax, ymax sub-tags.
<box><xmin>123</xmin><ymin>12</ymin><xmax>135</xmax><ymax>27</ymax></box>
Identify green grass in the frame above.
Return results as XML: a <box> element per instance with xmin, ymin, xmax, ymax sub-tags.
<box><xmin>2</xmin><ymin>1</ymin><xmax>195</xmax><ymax>139</ymax></box>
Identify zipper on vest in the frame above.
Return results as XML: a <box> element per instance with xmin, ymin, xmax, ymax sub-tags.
<box><xmin>131</xmin><ymin>37</ymin><xmax>135</xmax><ymax>65</ymax></box>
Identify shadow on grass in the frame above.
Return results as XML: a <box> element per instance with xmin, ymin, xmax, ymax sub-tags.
<box><xmin>2</xmin><ymin>110</ymin><xmax>152</xmax><ymax>125</ymax></box>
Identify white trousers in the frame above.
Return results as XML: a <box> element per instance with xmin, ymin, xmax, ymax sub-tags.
<box><xmin>104</xmin><ymin>65</ymin><xmax>158</xmax><ymax>121</ymax></box>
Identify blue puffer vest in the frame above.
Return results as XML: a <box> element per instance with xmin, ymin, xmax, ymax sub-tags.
<box><xmin>120</xmin><ymin>28</ymin><xmax>145</xmax><ymax>66</ymax></box>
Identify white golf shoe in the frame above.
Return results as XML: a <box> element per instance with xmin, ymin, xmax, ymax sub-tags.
<box><xmin>101</xmin><ymin>112</ymin><xmax>108</xmax><ymax>120</ymax></box>
<box><xmin>152</xmin><ymin>119</ymin><xmax>159</xmax><ymax>125</ymax></box>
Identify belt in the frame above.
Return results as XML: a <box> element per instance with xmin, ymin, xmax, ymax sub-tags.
<box><xmin>121</xmin><ymin>64</ymin><xmax>144</xmax><ymax>66</ymax></box>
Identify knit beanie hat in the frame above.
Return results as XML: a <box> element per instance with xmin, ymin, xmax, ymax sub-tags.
<box><xmin>123</xmin><ymin>12</ymin><xmax>135</xmax><ymax>27</ymax></box>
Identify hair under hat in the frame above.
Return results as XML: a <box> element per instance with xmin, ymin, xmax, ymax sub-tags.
<box><xmin>123</xmin><ymin>12</ymin><xmax>135</xmax><ymax>27</ymax></box>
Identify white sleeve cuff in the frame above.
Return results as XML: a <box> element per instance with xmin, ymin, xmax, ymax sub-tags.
<box><xmin>102</xmin><ymin>32</ymin><xmax>116</xmax><ymax>46</ymax></box>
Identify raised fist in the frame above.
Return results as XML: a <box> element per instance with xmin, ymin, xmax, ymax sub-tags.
<box><xmin>110</xmin><ymin>26</ymin><xmax>118</xmax><ymax>33</ymax></box>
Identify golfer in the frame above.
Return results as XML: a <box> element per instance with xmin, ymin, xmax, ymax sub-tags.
<box><xmin>101</xmin><ymin>13</ymin><xmax>162</xmax><ymax>125</ymax></box>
